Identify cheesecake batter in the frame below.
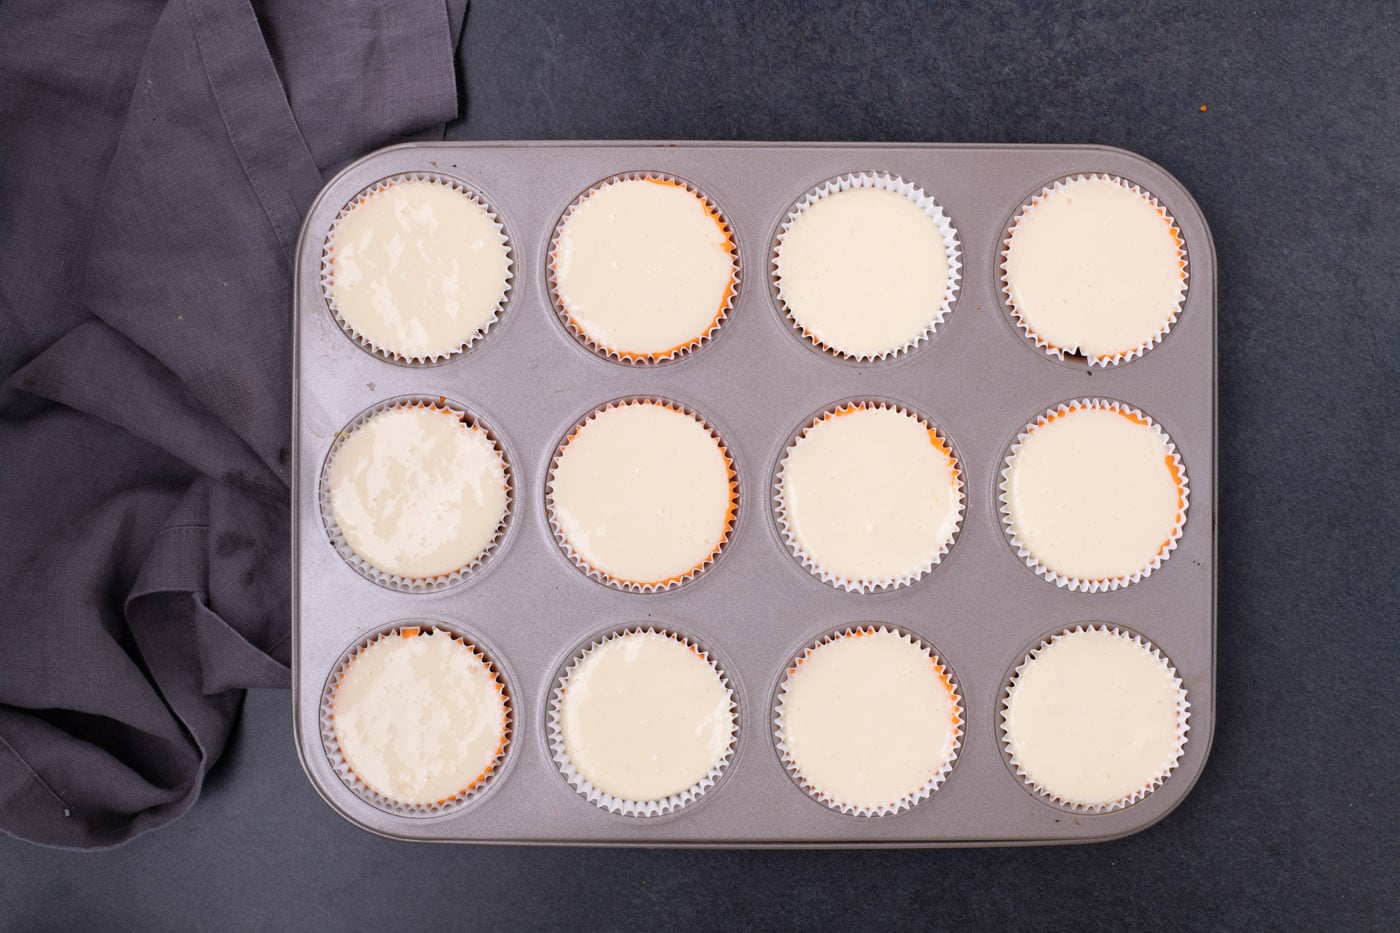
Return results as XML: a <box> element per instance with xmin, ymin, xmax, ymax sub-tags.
<box><xmin>328</xmin><ymin>179</ymin><xmax>510</xmax><ymax>360</ymax></box>
<box><xmin>1003</xmin><ymin>175</ymin><xmax>1186</xmax><ymax>361</ymax></box>
<box><xmin>328</xmin><ymin>404</ymin><xmax>509</xmax><ymax>580</ymax></box>
<box><xmin>1002</xmin><ymin>627</ymin><xmax>1186</xmax><ymax>808</ymax></box>
<box><xmin>558</xmin><ymin>631</ymin><xmax>733</xmax><ymax>803</ymax></box>
<box><xmin>549</xmin><ymin>401</ymin><xmax>733</xmax><ymax>587</ymax></box>
<box><xmin>1003</xmin><ymin>403</ymin><xmax>1184</xmax><ymax>584</ymax></box>
<box><xmin>778</xmin><ymin>404</ymin><xmax>961</xmax><ymax>588</ymax></box>
<box><xmin>332</xmin><ymin>628</ymin><xmax>508</xmax><ymax>806</ymax></box>
<box><xmin>775</xmin><ymin>184</ymin><xmax>951</xmax><ymax>358</ymax></box>
<box><xmin>779</xmin><ymin>628</ymin><xmax>960</xmax><ymax>811</ymax></box>
<box><xmin>553</xmin><ymin>178</ymin><xmax>735</xmax><ymax>360</ymax></box>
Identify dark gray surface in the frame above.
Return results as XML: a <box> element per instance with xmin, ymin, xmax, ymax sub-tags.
<box><xmin>293</xmin><ymin>142</ymin><xmax>1216</xmax><ymax>845</ymax></box>
<box><xmin>3</xmin><ymin>0</ymin><xmax>1398</xmax><ymax>927</ymax></box>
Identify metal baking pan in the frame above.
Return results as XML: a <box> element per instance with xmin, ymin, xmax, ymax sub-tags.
<box><xmin>292</xmin><ymin>141</ymin><xmax>1216</xmax><ymax>846</ymax></box>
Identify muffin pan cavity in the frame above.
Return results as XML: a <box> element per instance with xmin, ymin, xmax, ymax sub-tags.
<box><xmin>294</xmin><ymin>142</ymin><xmax>1215</xmax><ymax>846</ymax></box>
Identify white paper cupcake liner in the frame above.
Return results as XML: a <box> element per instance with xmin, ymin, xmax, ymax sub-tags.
<box><xmin>773</xmin><ymin>400</ymin><xmax>964</xmax><ymax>594</ymax></box>
<box><xmin>321</xmin><ymin>173</ymin><xmax>514</xmax><ymax>365</ymax></box>
<box><xmin>773</xmin><ymin>625</ymin><xmax>963</xmax><ymax>817</ymax></box>
<box><xmin>771</xmin><ymin>172</ymin><xmax>962</xmax><ymax>362</ymax></box>
<box><xmin>998</xmin><ymin>398</ymin><xmax>1189</xmax><ymax>593</ymax></box>
<box><xmin>320</xmin><ymin>622</ymin><xmax>513</xmax><ymax>817</ymax></box>
<box><xmin>320</xmin><ymin>396</ymin><xmax>514</xmax><ymax>593</ymax></box>
<box><xmin>547</xmin><ymin>172</ymin><xmax>740</xmax><ymax>365</ymax></box>
<box><xmin>1000</xmin><ymin>624</ymin><xmax>1191</xmax><ymax>813</ymax></box>
<box><xmin>547</xmin><ymin>627</ymin><xmax>739</xmax><ymax>817</ymax></box>
<box><xmin>545</xmin><ymin>397</ymin><xmax>738</xmax><ymax>593</ymax></box>
<box><xmin>1000</xmin><ymin>173</ymin><xmax>1189</xmax><ymax>367</ymax></box>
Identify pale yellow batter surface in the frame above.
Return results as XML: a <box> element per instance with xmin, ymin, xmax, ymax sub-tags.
<box><xmin>329</xmin><ymin>179</ymin><xmax>509</xmax><ymax>359</ymax></box>
<box><xmin>780</xmin><ymin>629</ymin><xmax>959</xmax><ymax>811</ymax></box>
<box><xmin>553</xmin><ymin>178</ymin><xmax>735</xmax><ymax>359</ymax></box>
<box><xmin>332</xmin><ymin>629</ymin><xmax>508</xmax><ymax>806</ymax></box>
<box><xmin>329</xmin><ymin>405</ymin><xmax>509</xmax><ymax>580</ymax></box>
<box><xmin>550</xmin><ymin>402</ymin><xmax>733</xmax><ymax>586</ymax></box>
<box><xmin>1003</xmin><ymin>628</ymin><xmax>1185</xmax><ymax>808</ymax></box>
<box><xmin>1003</xmin><ymin>404</ymin><xmax>1183</xmax><ymax>584</ymax></box>
<box><xmin>779</xmin><ymin>405</ymin><xmax>961</xmax><ymax>587</ymax></box>
<box><xmin>775</xmin><ymin>185</ymin><xmax>950</xmax><ymax>358</ymax></box>
<box><xmin>1003</xmin><ymin>176</ymin><xmax>1185</xmax><ymax>361</ymax></box>
<box><xmin>559</xmin><ymin>631</ymin><xmax>733</xmax><ymax>802</ymax></box>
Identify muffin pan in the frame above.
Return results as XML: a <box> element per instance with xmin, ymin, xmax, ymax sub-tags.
<box><xmin>292</xmin><ymin>142</ymin><xmax>1216</xmax><ymax>846</ymax></box>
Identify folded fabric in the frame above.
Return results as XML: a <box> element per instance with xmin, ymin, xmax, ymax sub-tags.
<box><xmin>0</xmin><ymin>0</ymin><xmax>469</xmax><ymax>848</ymax></box>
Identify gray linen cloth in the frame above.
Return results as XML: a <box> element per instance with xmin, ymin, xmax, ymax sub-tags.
<box><xmin>0</xmin><ymin>0</ymin><xmax>469</xmax><ymax>847</ymax></box>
